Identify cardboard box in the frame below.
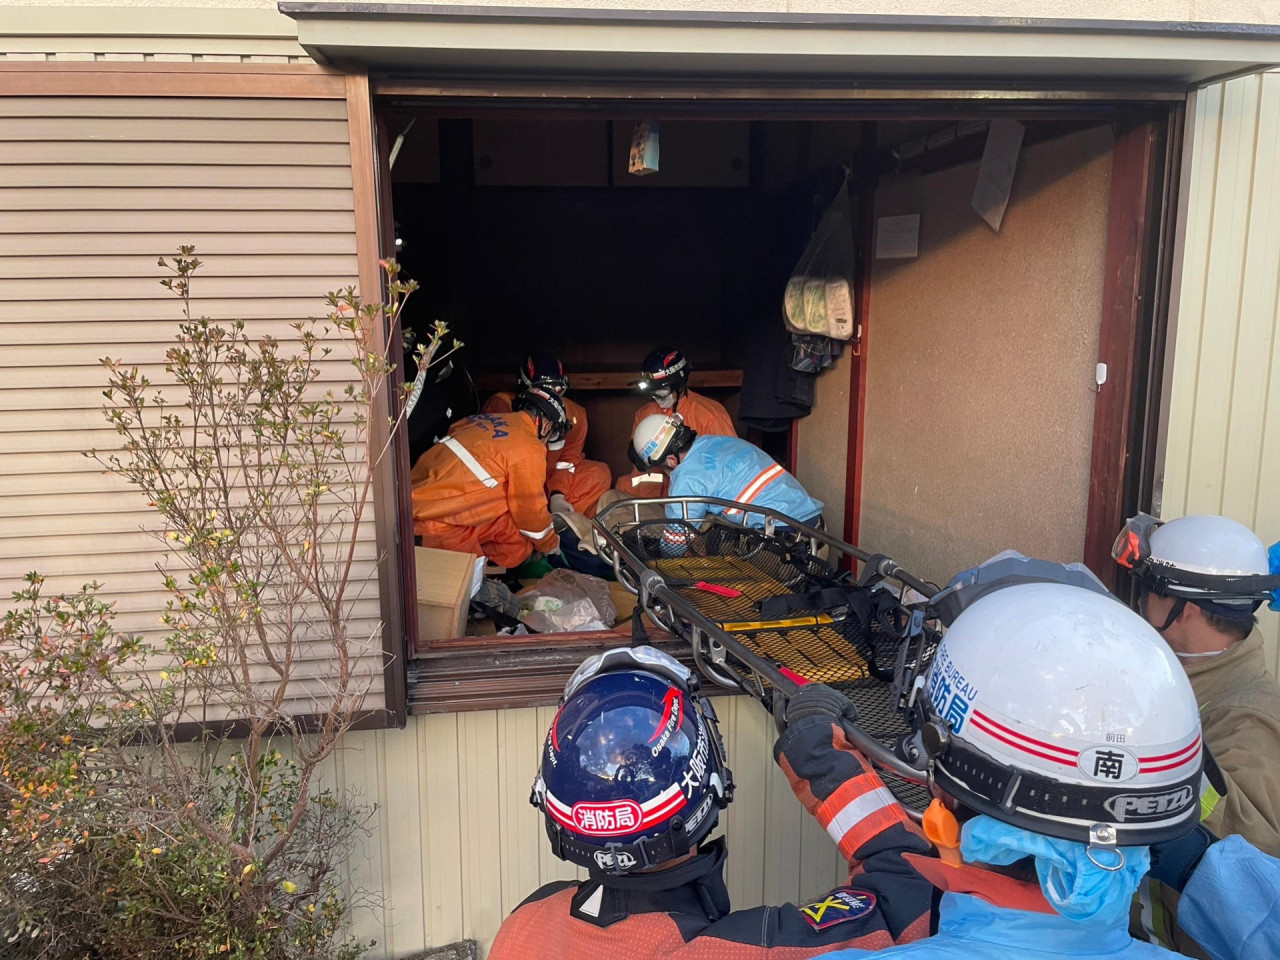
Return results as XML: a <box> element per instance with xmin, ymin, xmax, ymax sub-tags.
<box><xmin>415</xmin><ymin>546</ymin><xmax>475</xmax><ymax>648</ymax></box>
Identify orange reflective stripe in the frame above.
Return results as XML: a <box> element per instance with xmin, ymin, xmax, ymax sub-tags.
<box><xmin>725</xmin><ymin>463</ymin><xmax>785</xmax><ymax>516</ymax></box>
<box><xmin>817</xmin><ymin>772</ymin><xmax>909</xmax><ymax>857</ymax></box>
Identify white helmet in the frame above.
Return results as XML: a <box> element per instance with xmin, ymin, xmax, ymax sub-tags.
<box><xmin>1113</xmin><ymin>513</ymin><xmax>1280</xmax><ymax>617</ymax></box>
<box><xmin>629</xmin><ymin>413</ymin><xmax>696</xmax><ymax>471</ymax></box>
<box><xmin>923</xmin><ymin>581</ymin><xmax>1202</xmax><ymax>848</ymax></box>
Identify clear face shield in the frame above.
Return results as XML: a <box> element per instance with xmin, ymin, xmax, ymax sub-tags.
<box><xmin>562</xmin><ymin>645</ymin><xmax>695</xmax><ymax>703</ymax></box>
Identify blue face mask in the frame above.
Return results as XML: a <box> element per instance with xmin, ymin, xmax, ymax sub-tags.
<box><xmin>961</xmin><ymin>815</ymin><xmax>1151</xmax><ymax>925</ymax></box>
<box><xmin>1268</xmin><ymin>541</ymin><xmax>1280</xmax><ymax>612</ymax></box>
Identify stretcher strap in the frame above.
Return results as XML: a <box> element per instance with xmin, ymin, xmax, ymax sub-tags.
<box><xmin>441</xmin><ymin>435</ymin><xmax>498</xmax><ymax>488</ymax></box>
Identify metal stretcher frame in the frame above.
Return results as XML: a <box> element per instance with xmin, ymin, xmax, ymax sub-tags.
<box><xmin>592</xmin><ymin>495</ymin><xmax>937</xmax><ymax>794</ymax></box>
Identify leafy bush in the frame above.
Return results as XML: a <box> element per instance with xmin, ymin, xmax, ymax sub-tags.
<box><xmin>0</xmin><ymin>251</ymin><xmax>452</xmax><ymax>959</ymax></box>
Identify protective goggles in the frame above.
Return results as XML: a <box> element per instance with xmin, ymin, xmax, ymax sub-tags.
<box><xmin>1113</xmin><ymin>513</ymin><xmax>1280</xmax><ymax>603</ymax></box>
<box><xmin>562</xmin><ymin>644</ymin><xmax>696</xmax><ymax>703</ymax></box>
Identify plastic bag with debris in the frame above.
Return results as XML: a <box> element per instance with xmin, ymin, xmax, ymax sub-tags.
<box><xmin>517</xmin><ymin>569</ymin><xmax>618</xmax><ymax>633</ymax></box>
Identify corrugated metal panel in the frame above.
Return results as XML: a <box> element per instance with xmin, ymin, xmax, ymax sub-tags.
<box><xmin>0</xmin><ymin>94</ymin><xmax>385</xmax><ymax>712</ymax></box>
<box><xmin>1162</xmin><ymin>71</ymin><xmax>1280</xmax><ymax>678</ymax></box>
<box><xmin>330</xmin><ymin>700</ymin><xmax>846</xmax><ymax>959</ymax></box>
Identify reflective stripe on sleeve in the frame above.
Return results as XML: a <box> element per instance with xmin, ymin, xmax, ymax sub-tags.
<box><xmin>818</xmin><ymin>773</ymin><xmax>907</xmax><ymax>858</ymax></box>
<box><xmin>725</xmin><ymin>463</ymin><xmax>785</xmax><ymax>516</ymax></box>
<box><xmin>441</xmin><ymin>435</ymin><xmax>499</xmax><ymax>489</ymax></box>
<box><xmin>555</xmin><ymin>461</ymin><xmax>576</xmax><ymax>473</ymax></box>
<box><xmin>520</xmin><ymin>523</ymin><xmax>555</xmax><ymax>541</ymax></box>
<box><xmin>631</xmin><ymin>472</ymin><xmax>665</xmax><ymax>487</ymax></box>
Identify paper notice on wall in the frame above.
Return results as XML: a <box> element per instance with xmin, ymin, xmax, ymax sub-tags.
<box><xmin>875</xmin><ymin>213</ymin><xmax>920</xmax><ymax>259</ymax></box>
<box><xmin>972</xmin><ymin>119</ymin><xmax>1025</xmax><ymax>232</ymax></box>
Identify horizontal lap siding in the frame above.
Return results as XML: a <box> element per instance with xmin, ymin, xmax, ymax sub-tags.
<box><xmin>1163</xmin><ymin>73</ymin><xmax>1280</xmax><ymax>678</ymax></box>
<box><xmin>0</xmin><ymin>94</ymin><xmax>385</xmax><ymax>713</ymax></box>
<box><xmin>331</xmin><ymin>701</ymin><xmax>844</xmax><ymax>959</ymax></box>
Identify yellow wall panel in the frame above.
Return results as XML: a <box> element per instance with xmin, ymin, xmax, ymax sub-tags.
<box><xmin>1163</xmin><ymin>72</ymin><xmax>1280</xmax><ymax>678</ymax></box>
<box><xmin>334</xmin><ymin>701</ymin><xmax>844</xmax><ymax>959</ymax></box>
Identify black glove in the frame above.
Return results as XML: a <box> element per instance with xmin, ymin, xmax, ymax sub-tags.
<box><xmin>1149</xmin><ymin>823</ymin><xmax>1217</xmax><ymax>892</ymax></box>
<box><xmin>783</xmin><ymin>683</ymin><xmax>858</xmax><ymax>730</ymax></box>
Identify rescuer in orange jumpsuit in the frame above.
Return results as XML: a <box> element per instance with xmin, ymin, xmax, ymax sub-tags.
<box><xmin>616</xmin><ymin>347</ymin><xmax>737</xmax><ymax>499</ymax></box>
<box><xmin>411</xmin><ymin>386</ymin><xmax>571</xmax><ymax>568</ymax></box>
<box><xmin>482</xmin><ymin>352</ymin><xmax>612</xmax><ymax>519</ymax></box>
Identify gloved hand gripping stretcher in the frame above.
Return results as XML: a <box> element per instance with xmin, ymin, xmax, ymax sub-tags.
<box><xmin>591</xmin><ymin>495</ymin><xmax>943</xmax><ymax>811</ymax></box>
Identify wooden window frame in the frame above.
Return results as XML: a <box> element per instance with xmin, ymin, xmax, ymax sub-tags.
<box><xmin>2</xmin><ymin>61</ymin><xmax>408</xmax><ymax>730</ymax></box>
<box><xmin>376</xmin><ymin>86</ymin><xmax>1189</xmax><ymax>713</ymax></box>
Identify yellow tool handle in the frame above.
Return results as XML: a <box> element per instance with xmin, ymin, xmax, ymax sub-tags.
<box><xmin>720</xmin><ymin>614</ymin><xmax>835</xmax><ymax>631</ymax></box>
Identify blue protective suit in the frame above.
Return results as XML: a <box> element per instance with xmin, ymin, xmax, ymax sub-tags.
<box><xmin>822</xmin><ymin>816</ymin><xmax>1179</xmax><ymax>960</ymax></box>
<box><xmin>660</xmin><ymin>436</ymin><xmax>822</xmax><ymax>555</ymax></box>
<box><xmin>1179</xmin><ymin>834</ymin><xmax>1280</xmax><ymax>960</ymax></box>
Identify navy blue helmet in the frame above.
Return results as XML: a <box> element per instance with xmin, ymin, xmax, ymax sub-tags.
<box><xmin>532</xmin><ymin>646</ymin><xmax>733</xmax><ymax>875</ymax></box>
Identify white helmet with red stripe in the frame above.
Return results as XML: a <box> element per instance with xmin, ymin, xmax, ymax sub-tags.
<box><xmin>923</xmin><ymin>581</ymin><xmax>1202</xmax><ymax>847</ymax></box>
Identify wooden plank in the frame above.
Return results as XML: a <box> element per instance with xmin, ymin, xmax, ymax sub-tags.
<box><xmin>0</xmin><ymin>209</ymin><xmax>356</xmax><ymax>235</ymax></box>
<box><xmin>0</xmin><ymin>275</ymin><xmax>354</xmax><ymax>305</ymax></box>
<box><xmin>1082</xmin><ymin>121</ymin><xmax>1157</xmax><ymax>588</ymax></box>
<box><xmin>845</xmin><ymin>122</ymin><xmax>876</xmax><ymax>548</ymax></box>
<box><xmin>1162</xmin><ymin>83</ymin><xmax>1225</xmax><ymax>520</ymax></box>
<box><xmin>458</xmin><ymin>710</ymin><xmax>504</xmax><ymax>945</ymax></box>
<box><xmin>1185</xmin><ymin>76</ymin><xmax>1262</xmax><ymax>517</ymax></box>
<box><xmin>0</xmin><ymin>233</ymin><xmax>356</xmax><ymax>257</ymax></box>
<box><xmin>0</xmin><ymin>254</ymin><xmax>359</xmax><ymax>280</ymax></box>
<box><xmin>347</xmin><ymin>69</ymin><xmax>406</xmax><ymax>727</ymax></box>
<box><xmin>498</xmin><ymin>708</ymin><xmax>544</xmax><ymax>918</ymax></box>
<box><xmin>761</xmin><ymin>704</ymin><xmax>803</xmax><ymax>908</ymax></box>
<box><xmin>0</xmin><ymin>164</ymin><xmax>354</xmax><ymax>189</ymax></box>
<box><xmin>0</xmin><ymin>97</ymin><xmax>346</xmax><ymax>119</ymax></box>
<box><xmin>534</xmin><ymin>704</ymin><xmax>580</xmax><ymax>885</ymax></box>
<box><xmin>472</xmin><ymin>369</ymin><xmax>744</xmax><ymax>392</ymax></box>
<box><xmin>0</xmin><ymin>68</ymin><xmax>346</xmax><ymax>99</ymax></box>
<box><xmin>2</xmin><ymin>116</ymin><xmax>350</xmax><ymax>143</ymax></box>
<box><xmin>1221</xmin><ymin>77</ymin><xmax>1280</xmax><ymax>527</ymax></box>
<box><xmin>0</xmin><ymin>140</ymin><xmax>352</xmax><ymax>166</ymax></box>
<box><xmin>335</xmin><ymin>731</ymin><xmax>390</xmax><ymax>953</ymax></box>
<box><xmin>0</xmin><ymin>186</ymin><xmax>354</xmax><ymax>211</ymax></box>
<box><xmin>379</xmin><ymin>724</ymin><xmax>428</xmax><ymax>956</ymax></box>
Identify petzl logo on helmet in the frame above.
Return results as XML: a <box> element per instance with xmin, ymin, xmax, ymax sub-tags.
<box><xmin>571</xmin><ymin>800</ymin><xmax>642</xmax><ymax>835</ymax></box>
<box><xmin>649</xmin><ymin>688</ymin><xmax>683</xmax><ymax>757</ymax></box>
<box><xmin>1103</xmin><ymin>785</ymin><xmax>1195</xmax><ymax>822</ymax></box>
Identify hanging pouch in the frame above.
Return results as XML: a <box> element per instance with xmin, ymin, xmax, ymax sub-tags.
<box><xmin>782</xmin><ymin>182</ymin><xmax>858</xmax><ymax>341</ymax></box>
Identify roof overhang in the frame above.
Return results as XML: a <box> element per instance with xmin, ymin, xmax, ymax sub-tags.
<box><xmin>278</xmin><ymin>4</ymin><xmax>1280</xmax><ymax>91</ymax></box>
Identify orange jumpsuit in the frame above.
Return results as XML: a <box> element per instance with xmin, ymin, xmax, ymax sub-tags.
<box><xmin>617</xmin><ymin>389</ymin><xmax>738</xmax><ymax>499</ymax></box>
<box><xmin>411</xmin><ymin>410</ymin><xmax>558</xmax><ymax>568</ymax></box>
<box><xmin>483</xmin><ymin>391</ymin><xmax>612</xmax><ymax>519</ymax></box>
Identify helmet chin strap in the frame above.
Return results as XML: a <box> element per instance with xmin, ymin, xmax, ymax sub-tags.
<box><xmin>1156</xmin><ymin>596</ymin><xmax>1187</xmax><ymax>633</ymax></box>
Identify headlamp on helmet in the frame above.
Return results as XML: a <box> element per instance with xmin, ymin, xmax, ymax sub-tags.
<box><xmin>1113</xmin><ymin>513</ymin><xmax>1280</xmax><ymax>610</ymax></box>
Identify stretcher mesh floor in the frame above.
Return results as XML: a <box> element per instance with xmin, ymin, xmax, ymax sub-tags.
<box><xmin>619</xmin><ymin>521</ymin><xmax>937</xmax><ymax>811</ymax></box>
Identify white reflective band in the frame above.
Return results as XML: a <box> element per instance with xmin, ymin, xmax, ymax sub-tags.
<box><xmin>555</xmin><ymin>461</ymin><xmax>576</xmax><ymax>472</ymax></box>
<box><xmin>520</xmin><ymin>523</ymin><xmax>555</xmax><ymax>540</ymax></box>
<box><xmin>824</xmin><ymin>786</ymin><xmax>897</xmax><ymax>847</ymax></box>
<box><xmin>441</xmin><ymin>436</ymin><xmax>499</xmax><ymax>488</ymax></box>
<box><xmin>631</xmin><ymin>472</ymin><xmax>664</xmax><ymax>487</ymax></box>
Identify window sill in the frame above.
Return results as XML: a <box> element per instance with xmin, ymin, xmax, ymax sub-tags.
<box><xmin>407</xmin><ymin>627</ymin><xmax>701</xmax><ymax>714</ymax></box>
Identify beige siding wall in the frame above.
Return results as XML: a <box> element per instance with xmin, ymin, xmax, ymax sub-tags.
<box><xmin>1161</xmin><ymin>71</ymin><xmax>1280</xmax><ymax>680</ymax></box>
<box><xmin>327</xmin><ymin>698</ymin><xmax>845</xmax><ymax>959</ymax></box>
<box><xmin>0</xmin><ymin>93</ymin><xmax>386</xmax><ymax>713</ymax></box>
